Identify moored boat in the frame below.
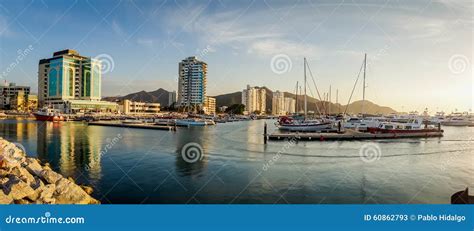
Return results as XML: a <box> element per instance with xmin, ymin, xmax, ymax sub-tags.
<box><xmin>277</xmin><ymin>116</ymin><xmax>333</xmax><ymax>132</ymax></box>
<box><xmin>33</xmin><ymin>108</ymin><xmax>65</xmax><ymax>122</ymax></box>
<box><xmin>367</xmin><ymin>118</ymin><xmax>441</xmax><ymax>134</ymax></box>
<box><xmin>175</xmin><ymin>118</ymin><xmax>215</xmax><ymax>127</ymax></box>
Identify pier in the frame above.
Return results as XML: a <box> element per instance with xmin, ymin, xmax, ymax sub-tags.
<box><xmin>88</xmin><ymin>121</ymin><xmax>176</xmax><ymax>131</ymax></box>
<box><xmin>267</xmin><ymin>129</ymin><xmax>443</xmax><ymax>141</ymax></box>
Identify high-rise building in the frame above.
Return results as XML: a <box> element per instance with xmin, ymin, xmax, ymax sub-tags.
<box><xmin>168</xmin><ymin>91</ymin><xmax>177</xmax><ymax>107</ymax></box>
<box><xmin>38</xmin><ymin>49</ymin><xmax>101</xmax><ymax>106</ymax></box>
<box><xmin>178</xmin><ymin>56</ymin><xmax>207</xmax><ymax>109</ymax></box>
<box><xmin>284</xmin><ymin>97</ymin><xmax>296</xmax><ymax>114</ymax></box>
<box><xmin>203</xmin><ymin>96</ymin><xmax>216</xmax><ymax>115</ymax></box>
<box><xmin>0</xmin><ymin>82</ymin><xmax>30</xmax><ymax>110</ymax></box>
<box><xmin>38</xmin><ymin>49</ymin><xmax>117</xmax><ymax>113</ymax></box>
<box><xmin>242</xmin><ymin>85</ymin><xmax>266</xmax><ymax>115</ymax></box>
<box><xmin>272</xmin><ymin>91</ymin><xmax>285</xmax><ymax>115</ymax></box>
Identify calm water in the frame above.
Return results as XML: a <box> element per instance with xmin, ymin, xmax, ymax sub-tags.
<box><xmin>1</xmin><ymin>119</ymin><xmax>473</xmax><ymax>204</ymax></box>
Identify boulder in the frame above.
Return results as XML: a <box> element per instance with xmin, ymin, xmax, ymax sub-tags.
<box><xmin>54</xmin><ymin>178</ymin><xmax>99</xmax><ymax>204</ymax></box>
<box><xmin>80</xmin><ymin>185</ymin><xmax>94</xmax><ymax>195</ymax></box>
<box><xmin>39</xmin><ymin>169</ymin><xmax>63</xmax><ymax>184</ymax></box>
<box><xmin>3</xmin><ymin>175</ymin><xmax>36</xmax><ymax>200</ymax></box>
<box><xmin>25</xmin><ymin>158</ymin><xmax>43</xmax><ymax>177</ymax></box>
<box><xmin>0</xmin><ymin>189</ymin><xmax>12</xmax><ymax>204</ymax></box>
<box><xmin>10</xmin><ymin>166</ymin><xmax>35</xmax><ymax>185</ymax></box>
<box><xmin>38</xmin><ymin>184</ymin><xmax>56</xmax><ymax>204</ymax></box>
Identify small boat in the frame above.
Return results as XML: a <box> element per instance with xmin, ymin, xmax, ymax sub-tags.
<box><xmin>343</xmin><ymin>117</ymin><xmax>380</xmax><ymax>131</ymax></box>
<box><xmin>154</xmin><ymin>118</ymin><xmax>176</xmax><ymax>126</ymax></box>
<box><xmin>33</xmin><ymin>108</ymin><xmax>65</xmax><ymax>122</ymax></box>
<box><xmin>277</xmin><ymin>116</ymin><xmax>333</xmax><ymax>132</ymax></box>
<box><xmin>367</xmin><ymin>118</ymin><xmax>440</xmax><ymax>134</ymax></box>
<box><xmin>441</xmin><ymin>113</ymin><xmax>474</xmax><ymax>126</ymax></box>
<box><xmin>122</xmin><ymin>119</ymin><xmax>143</xmax><ymax>125</ymax></box>
<box><xmin>175</xmin><ymin>119</ymin><xmax>215</xmax><ymax>127</ymax></box>
<box><xmin>0</xmin><ymin>112</ymin><xmax>7</xmax><ymax>118</ymax></box>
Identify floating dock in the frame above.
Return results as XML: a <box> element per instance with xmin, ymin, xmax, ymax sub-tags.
<box><xmin>267</xmin><ymin>129</ymin><xmax>443</xmax><ymax>141</ymax></box>
<box><xmin>88</xmin><ymin>121</ymin><xmax>176</xmax><ymax>131</ymax></box>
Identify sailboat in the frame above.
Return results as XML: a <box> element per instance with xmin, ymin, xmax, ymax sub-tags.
<box><xmin>277</xmin><ymin>58</ymin><xmax>333</xmax><ymax>132</ymax></box>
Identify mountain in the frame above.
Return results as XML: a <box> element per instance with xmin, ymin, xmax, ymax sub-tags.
<box><xmin>104</xmin><ymin>87</ymin><xmax>397</xmax><ymax>114</ymax></box>
<box><xmin>212</xmin><ymin>88</ymin><xmax>397</xmax><ymax>115</ymax></box>
<box><xmin>103</xmin><ymin>88</ymin><xmax>173</xmax><ymax>107</ymax></box>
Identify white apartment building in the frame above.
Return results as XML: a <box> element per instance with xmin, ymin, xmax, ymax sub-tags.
<box><xmin>272</xmin><ymin>91</ymin><xmax>285</xmax><ymax>115</ymax></box>
<box><xmin>284</xmin><ymin>97</ymin><xmax>296</xmax><ymax>114</ymax></box>
<box><xmin>242</xmin><ymin>85</ymin><xmax>266</xmax><ymax>115</ymax></box>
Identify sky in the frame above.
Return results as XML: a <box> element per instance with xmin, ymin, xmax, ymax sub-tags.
<box><xmin>0</xmin><ymin>0</ymin><xmax>472</xmax><ymax>113</ymax></box>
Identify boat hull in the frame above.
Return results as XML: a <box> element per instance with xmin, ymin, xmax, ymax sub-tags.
<box><xmin>367</xmin><ymin>127</ymin><xmax>441</xmax><ymax>134</ymax></box>
<box><xmin>33</xmin><ymin>113</ymin><xmax>64</xmax><ymax>122</ymax></box>
<box><xmin>278</xmin><ymin>123</ymin><xmax>333</xmax><ymax>132</ymax></box>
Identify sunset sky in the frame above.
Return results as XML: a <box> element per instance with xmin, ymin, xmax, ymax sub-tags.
<box><xmin>0</xmin><ymin>0</ymin><xmax>472</xmax><ymax>113</ymax></box>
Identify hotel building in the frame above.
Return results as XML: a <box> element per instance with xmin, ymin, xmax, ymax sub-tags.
<box><xmin>178</xmin><ymin>56</ymin><xmax>207</xmax><ymax>110</ymax></box>
<box><xmin>38</xmin><ymin>49</ymin><xmax>117</xmax><ymax>113</ymax></box>
<box><xmin>242</xmin><ymin>85</ymin><xmax>266</xmax><ymax>115</ymax></box>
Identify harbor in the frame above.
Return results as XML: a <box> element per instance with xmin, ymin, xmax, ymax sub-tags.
<box><xmin>0</xmin><ymin>118</ymin><xmax>471</xmax><ymax>204</ymax></box>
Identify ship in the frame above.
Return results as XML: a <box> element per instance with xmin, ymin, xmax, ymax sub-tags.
<box><xmin>33</xmin><ymin>108</ymin><xmax>65</xmax><ymax>122</ymax></box>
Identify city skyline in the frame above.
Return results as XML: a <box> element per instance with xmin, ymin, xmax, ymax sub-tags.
<box><xmin>0</xmin><ymin>0</ymin><xmax>471</xmax><ymax>112</ymax></box>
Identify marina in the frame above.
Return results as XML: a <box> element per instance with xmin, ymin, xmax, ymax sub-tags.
<box><xmin>0</xmin><ymin>118</ymin><xmax>471</xmax><ymax>204</ymax></box>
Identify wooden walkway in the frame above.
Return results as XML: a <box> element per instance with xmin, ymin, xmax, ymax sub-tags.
<box><xmin>267</xmin><ymin>129</ymin><xmax>443</xmax><ymax>141</ymax></box>
<box><xmin>88</xmin><ymin>121</ymin><xmax>176</xmax><ymax>131</ymax></box>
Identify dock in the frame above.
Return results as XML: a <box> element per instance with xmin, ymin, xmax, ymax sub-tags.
<box><xmin>88</xmin><ymin>121</ymin><xmax>176</xmax><ymax>131</ymax></box>
<box><xmin>267</xmin><ymin>129</ymin><xmax>443</xmax><ymax>141</ymax></box>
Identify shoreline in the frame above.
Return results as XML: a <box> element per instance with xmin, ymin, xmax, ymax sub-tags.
<box><xmin>0</xmin><ymin>138</ymin><xmax>99</xmax><ymax>204</ymax></box>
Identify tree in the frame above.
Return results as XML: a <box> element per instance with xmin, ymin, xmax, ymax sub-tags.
<box><xmin>225</xmin><ymin>104</ymin><xmax>245</xmax><ymax>115</ymax></box>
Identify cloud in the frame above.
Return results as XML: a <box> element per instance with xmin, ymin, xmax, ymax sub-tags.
<box><xmin>247</xmin><ymin>39</ymin><xmax>321</xmax><ymax>58</ymax></box>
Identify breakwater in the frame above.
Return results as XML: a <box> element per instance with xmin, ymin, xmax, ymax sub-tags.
<box><xmin>0</xmin><ymin>138</ymin><xmax>99</xmax><ymax>204</ymax></box>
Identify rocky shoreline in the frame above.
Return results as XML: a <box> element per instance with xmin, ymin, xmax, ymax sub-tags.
<box><xmin>0</xmin><ymin>138</ymin><xmax>99</xmax><ymax>204</ymax></box>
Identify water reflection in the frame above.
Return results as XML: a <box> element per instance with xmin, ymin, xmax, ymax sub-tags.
<box><xmin>174</xmin><ymin>127</ymin><xmax>210</xmax><ymax>176</ymax></box>
<box><xmin>0</xmin><ymin>120</ymin><xmax>103</xmax><ymax>184</ymax></box>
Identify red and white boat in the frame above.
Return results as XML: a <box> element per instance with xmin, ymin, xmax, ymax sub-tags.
<box><xmin>367</xmin><ymin>118</ymin><xmax>440</xmax><ymax>134</ymax></box>
<box><xmin>33</xmin><ymin>108</ymin><xmax>65</xmax><ymax>122</ymax></box>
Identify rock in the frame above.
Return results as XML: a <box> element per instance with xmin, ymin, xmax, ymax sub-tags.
<box><xmin>0</xmin><ymin>190</ymin><xmax>12</xmax><ymax>204</ymax></box>
<box><xmin>39</xmin><ymin>169</ymin><xmax>63</xmax><ymax>184</ymax></box>
<box><xmin>10</xmin><ymin>166</ymin><xmax>35</xmax><ymax>185</ymax></box>
<box><xmin>25</xmin><ymin>158</ymin><xmax>43</xmax><ymax>177</ymax></box>
<box><xmin>54</xmin><ymin>178</ymin><xmax>99</xmax><ymax>204</ymax></box>
<box><xmin>80</xmin><ymin>185</ymin><xmax>94</xmax><ymax>195</ymax></box>
<box><xmin>67</xmin><ymin>177</ymin><xmax>75</xmax><ymax>183</ymax></box>
<box><xmin>14</xmin><ymin>199</ymin><xmax>31</xmax><ymax>204</ymax></box>
<box><xmin>3</xmin><ymin>175</ymin><xmax>36</xmax><ymax>200</ymax></box>
<box><xmin>38</xmin><ymin>184</ymin><xmax>56</xmax><ymax>204</ymax></box>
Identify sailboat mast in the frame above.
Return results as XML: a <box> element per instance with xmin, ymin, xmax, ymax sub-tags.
<box><xmin>362</xmin><ymin>53</ymin><xmax>367</xmax><ymax>118</ymax></box>
<box><xmin>329</xmin><ymin>85</ymin><xmax>331</xmax><ymax>115</ymax></box>
<box><xmin>295</xmin><ymin>81</ymin><xmax>298</xmax><ymax>114</ymax></box>
<box><xmin>304</xmin><ymin>58</ymin><xmax>307</xmax><ymax>118</ymax></box>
